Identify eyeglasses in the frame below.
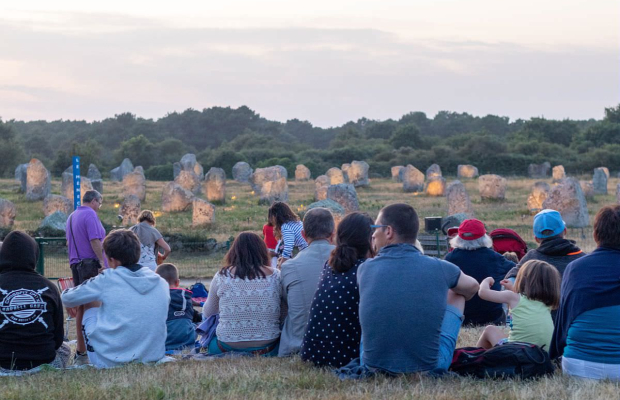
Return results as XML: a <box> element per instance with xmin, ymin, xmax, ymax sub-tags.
<box><xmin>370</xmin><ymin>224</ymin><xmax>388</xmax><ymax>230</ymax></box>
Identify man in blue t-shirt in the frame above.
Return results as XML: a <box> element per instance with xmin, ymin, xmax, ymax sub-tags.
<box><xmin>358</xmin><ymin>203</ymin><xmax>479</xmax><ymax>374</ymax></box>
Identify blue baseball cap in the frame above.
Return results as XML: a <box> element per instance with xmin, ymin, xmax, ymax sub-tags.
<box><xmin>533</xmin><ymin>209</ymin><xmax>566</xmax><ymax>239</ymax></box>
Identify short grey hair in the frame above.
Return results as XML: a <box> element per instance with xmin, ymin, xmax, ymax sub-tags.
<box><xmin>303</xmin><ymin>208</ymin><xmax>335</xmax><ymax>240</ymax></box>
<box><xmin>82</xmin><ymin>190</ymin><xmax>102</xmax><ymax>204</ymax></box>
<box><xmin>450</xmin><ymin>234</ymin><xmax>493</xmax><ymax>250</ymax></box>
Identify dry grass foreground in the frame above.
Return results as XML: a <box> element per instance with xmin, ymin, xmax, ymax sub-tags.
<box><xmin>1</xmin><ymin>326</ymin><xmax>619</xmax><ymax>399</ymax></box>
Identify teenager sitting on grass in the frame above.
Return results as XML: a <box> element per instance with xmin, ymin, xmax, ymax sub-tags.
<box><xmin>62</xmin><ymin>229</ymin><xmax>170</xmax><ymax>368</ymax></box>
<box><xmin>0</xmin><ymin>231</ymin><xmax>70</xmax><ymax>370</ymax></box>
<box><xmin>202</xmin><ymin>232</ymin><xmax>285</xmax><ymax>356</ymax></box>
<box><xmin>301</xmin><ymin>212</ymin><xmax>374</xmax><ymax>368</ymax></box>
<box><xmin>156</xmin><ymin>263</ymin><xmax>200</xmax><ymax>352</ymax></box>
<box><xmin>476</xmin><ymin>260</ymin><xmax>561</xmax><ymax>350</ymax></box>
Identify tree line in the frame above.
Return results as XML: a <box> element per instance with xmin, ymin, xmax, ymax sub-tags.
<box><xmin>1</xmin><ymin>104</ymin><xmax>619</xmax><ymax>180</ymax></box>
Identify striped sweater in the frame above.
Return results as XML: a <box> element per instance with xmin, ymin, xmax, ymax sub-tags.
<box><xmin>279</xmin><ymin>221</ymin><xmax>308</xmax><ymax>258</ymax></box>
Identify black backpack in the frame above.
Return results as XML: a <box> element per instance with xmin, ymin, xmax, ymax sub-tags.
<box><xmin>449</xmin><ymin>342</ymin><xmax>555</xmax><ymax>379</ymax></box>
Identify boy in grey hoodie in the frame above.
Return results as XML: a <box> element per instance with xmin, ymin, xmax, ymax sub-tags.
<box><xmin>62</xmin><ymin>229</ymin><xmax>170</xmax><ymax>368</ymax></box>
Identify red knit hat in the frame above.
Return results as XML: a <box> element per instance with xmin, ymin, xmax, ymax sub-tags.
<box><xmin>458</xmin><ymin>219</ymin><xmax>486</xmax><ymax>240</ymax></box>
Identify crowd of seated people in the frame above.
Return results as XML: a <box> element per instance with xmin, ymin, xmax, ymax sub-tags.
<box><xmin>0</xmin><ymin>195</ymin><xmax>618</xmax><ymax>382</ymax></box>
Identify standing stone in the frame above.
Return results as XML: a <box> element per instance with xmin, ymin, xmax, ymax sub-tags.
<box><xmin>446</xmin><ymin>180</ymin><xmax>474</xmax><ymax>217</ymax></box>
<box><xmin>598</xmin><ymin>167</ymin><xmax>610</xmax><ymax>179</ymax></box>
<box><xmin>593</xmin><ymin>168</ymin><xmax>608</xmax><ymax>195</ymax></box>
<box><xmin>91</xmin><ymin>179</ymin><xmax>103</xmax><ymax>194</ymax></box>
<box><xmin>15</xmin><ymin>163</ymin><xmax>28</xmax><ymax>192</ymax></box>
<box><xmin>580</xmin><ymin>181</ymin><xmax>595</xmax><ymax>200</ymax></box>
<box><xmin>110</xmin><ymin>158</ymin><xmax>134</xmax><ymax>181</ymax></box>
<box><xmin>327</xmin><ymin>184</ymin><xmax>359</xmax><ymax>213</ymax></box>
<box><xmin>26</xmin><ymin>159</ymin><xmax>51</xmax><ymax>201</ymax></box>
<box><xmin>426</xmin><ymin>177</ymin><xmax>446</xmax><ymax>197</ymax></box>
<box><xmin>295</xmin><ymin>165</ymin><xmax>311</xmax><ymax>181</ymax></box>
<box><xmin>192</xmin><ymin>198</ymin><xmax>216</xmax><ymax>226</ymax></box>
<box><xmin>161</xmin><ymin>182</ymin><xmax>194</xmax><ymax>212</ymax></box>
<box><xmin>542</xmin><ymin>178</ymin><xmax>589</xmax><ymax>227</ymax></box>
<box><xmin>134</xmin><ymin>166</ymin><xmax>145</xmax><ymax>178</ymax></box>
<box><xmin>232</xmin><ymin>161</ymin><xmax>253</xmax><ymax>183</ymax></box>
<box><xmin>457</xmin><ymin>165</ymin><xmax>479</xmax><ymax>179</ymax></box>
<box><xmin>306</xmin><ymin>199</ymin><xmax>346</xmax><ymax>225</ymax></box>
<box><xmin>528</xmin><ymin>162</ymin><xmax>551</xmax><ymax>178</ymax></box>
<box><xmin>347</xmin><ymin>161</ymin><xmax>370</xmax><ymax>187</ymax></box>
<box><xmin>326</xmin><ymin>168</ymin><xmax>346</xmax><ymax>185</ymax></box>
<box><xmin>120</xmin><ymin>195</ymin><xmax>141</xmax><ymax>225</ymax></box>
<box><xmin>194</xmin><ymin>162</ymin><xmax>204</xmax><ymax>180</ymax></box>
<box><xmin>174</xmin><ymin>170</ymin><xmax>201</xmax><ymax>195</ymax></box>
<box><xmin>204</xmin><ymin>167</ymin><xmax>226</xmax><ymax>204</ymax></box>
<box><xmin>401</xmin><ymin>165</ymin><xmax>425</xmax><ymax>193</ymax></box>
<box><xmin>43</xmin><ymin>195</ymin><xmax>72</xmax><ymax>217</ymax></box>
<box><xmin>527</xmin><ymin>182</ymin><xmax>551</xmax><ymax>212</ymax></box>
<box><xmin>62</xmin><ymin>173</ymin><xmax>93</xmax><ymax>203</ymax></box>
<box><xmin>426</xmin><ymin>164</ymin><xmax>442</xmax><ymax>179</ymax></box>
<box><xmin>87</xmin><ymin>164</ymin><xmax>101</xmax><ymax>181</ymax></box>
<box><xmin>552</xmin><ymin>166</ymin><xmax>565</xmax><ymax>183</ymax></box>
<box><xmin>122</xmin><ymin>171</ymin><xmax>147</xmax><ymax>202</ymax></box>
<box><xmin>341</xmin><ymin>163</ymin><xmax>351</xmax><ymax>183</ymax></box>
<box><xmin>314</xmin><ymin>175</ymin><xmax>330</xmax><ymax>201</ymax></box>
<box><xmin>250</xmin><ymin>166</ymin><xmax>289</xmax><ymax>204</ymax></box>
<box><xmin>391</xmin><ymin>166</ymin><xmax>404</xmax><ymax>182</ymax></box>
<box><xmin>478</xmin><ymin>174</ymin><xmax>507</xmax><ymax>200</ymax></box>
<box><xmin>173</xmin><ymin>162</ymin><xmax>182</xmax><ymax>179</ymax></box>
<box><xmin>180</xmin><ymin>154</ymin><xmax>197</xmax><ymax>171</ymax></box>
<box><xmin>0</xmin><ymin>199</ymin><xmax>16</xmax><ymax>228</ymax></box>
<box><xmin>38</xmin><ymin>211</ymin><xmax>68</xmax><ymax>235</ymax></box>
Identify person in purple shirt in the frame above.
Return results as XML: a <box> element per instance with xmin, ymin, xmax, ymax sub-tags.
<box><xmin>65</xmin><ymin>190</ymin><xmax>107</xmax><ymax>364</ymax></box>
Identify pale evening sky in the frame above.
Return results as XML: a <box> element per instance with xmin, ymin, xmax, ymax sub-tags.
<box><xmin>0</xmin><ymin>0</ymin><xmax>618</xmax><ymax>127</ymax></box>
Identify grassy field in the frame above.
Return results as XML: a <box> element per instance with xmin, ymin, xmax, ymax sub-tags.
<box><xmin>1</xmin><ymin>174</ymin><xmax>618</xmax><ymax>279</ymax></box>
<box><xmin>1</xmin><ymin>176</ymin><xmax>619</xmax><ymax>398</ymax></box>
<box><xmin>1</xmin><ymin>325</ymin><xmax>619</xmax><ymax>399</ymax></box>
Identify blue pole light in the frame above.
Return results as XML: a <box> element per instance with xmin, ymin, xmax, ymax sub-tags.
<box><xmin>72</xmin><ymin>156</ymin><xmax>81</xmax><ymax>210</ymax></box>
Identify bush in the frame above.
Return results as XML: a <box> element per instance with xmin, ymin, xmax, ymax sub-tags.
<box><xmin>146</xmin><ymin>163</ymin><xmax>173</xmax><ymax>181</ymax></box>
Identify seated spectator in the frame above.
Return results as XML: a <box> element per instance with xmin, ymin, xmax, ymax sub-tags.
<box><xmin>156</xmin><ymin>263</ymin><xmax>199</xmax><ymax>352</ymax></box>
<box><xmin>505</xmin><ymin>209</ymin><xmax>584</xmax><ymax>281</ymax></box>
<box><xmin>445</xmin><ymin>219</ymin><xmax>515</xmax><ymax>326</ymax></box>
<box><xmin>551</xmin><ymin>205</ymin><xmax>620</xmax><ymax>381</ymax></box>
<box><xmin>476</xmin><ymin>260</ymin><xmax>561</xmax><ymax>350</ymax></box>
<box><xmin>301</xmin><ymin>212</ymin><xmax>373</xmax><ymax>368</ymax></box>
<box><xmin>354</xmin><ymin>204</ymin><xmax>479</xmax><ymax>374</ymax></box>
<box><xmin>268</xmin><ymin>202</ymin><xmax>308</xmax><ymax>267</ymax></box>
<box><xmin>279</xmin><ymin>208</ymin><xmax>335</xmax><ymax>357</ymax></box>
<box><xmin>0</xmin><ymin>231</ymin><xmax>70</xmax><ymax>370</ymax></box>
<box><xmin>129</xmin><ymin>210</ymin><xmax>171</xmax><ymax>271</ymax></box>
<box><xmin>202</xmin><ymin>232</ymin><xmax>285</xmax><ymax>356</ymax></box>
<box><xmin>62</xmin><ymin>229</ymin><xmax>170</xmax><ymax>368</ymax></box>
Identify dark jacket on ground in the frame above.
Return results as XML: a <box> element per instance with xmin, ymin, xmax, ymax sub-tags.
<box><xmin>445</xmin><ymin>247</ymin><xmax>515</xmax><ymax>326</ymax></box>
<box><xmin>504</xmin><ymin>237</ymin><xmax>585</xmax><ymax>280</ymax></box>
<box><xmin>0</xmin><ymin>231</ymin><xmax>64</xmax><ymax>370</ymax></box>
<box><xmin>550</xmin><ymin>247</ymin><xmax>620</xmax><ymax>359</ymax></box>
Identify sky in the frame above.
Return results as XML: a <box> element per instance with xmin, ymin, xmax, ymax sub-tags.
<box><xmin>0</xmin><ymin>0</ymin><xmax>618</xmax><ymax>127</ymax></box>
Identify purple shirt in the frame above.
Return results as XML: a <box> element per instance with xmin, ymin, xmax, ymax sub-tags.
<box><xmin>66</xmin><ymin>206</ymin><xmax>106</xmax><ymax>266</ymax></box>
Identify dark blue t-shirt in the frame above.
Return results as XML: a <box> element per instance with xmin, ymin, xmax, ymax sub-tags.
<box><xmin>358</xmin><ymin>243</ymin><xmax>461</xmax><ymax>373</ymax></box>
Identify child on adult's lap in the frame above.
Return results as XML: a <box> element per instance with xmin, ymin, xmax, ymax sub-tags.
<box><xmin>476</xmin><ymin>260</ymin><xmax>561</xmax><ymax>350</ymax></box>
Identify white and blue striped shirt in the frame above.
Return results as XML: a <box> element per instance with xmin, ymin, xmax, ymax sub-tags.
<box><xmin>279</xmin><ymin>221</ymin><xmax>308</xmax><ymax>258</ymax></box>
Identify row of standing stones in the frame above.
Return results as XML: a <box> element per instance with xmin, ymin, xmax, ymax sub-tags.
<box><xmin>2</xmin><ymin>157</ymin><xmax>619</xmax><ymax>235</ymax></box>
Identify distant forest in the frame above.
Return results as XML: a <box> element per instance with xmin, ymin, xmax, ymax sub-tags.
<box><xmin>1</xmin><ymin>104</ymin><xmax>619</xmax><ymax>180</ymax></box>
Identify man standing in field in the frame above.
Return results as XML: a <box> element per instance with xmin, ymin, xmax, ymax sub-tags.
<box><xmin>66</xmin><ymin>190</ymin><xmax>107</xmax><ymax>364</ymax></box>
<box><xmin>352</xmin><ymin>203</ymin><xmax>479</xmax><ymax>375</ymax></box>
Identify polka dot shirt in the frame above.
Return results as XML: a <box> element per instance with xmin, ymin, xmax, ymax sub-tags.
<box><xmin>300</xmin><ymin>259</ymin><xmax>364</xmax><ymax>368</ymax></box>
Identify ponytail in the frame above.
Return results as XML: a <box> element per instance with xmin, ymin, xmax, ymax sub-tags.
<box><xmin>329</xmin><ymin>245</ymin><xmax>358</xmax><ymax>273</ymax></box>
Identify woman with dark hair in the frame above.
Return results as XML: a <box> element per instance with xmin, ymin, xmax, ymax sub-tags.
<box><xmin>202</xmin><ymin>232</ymin><xmax>285</xmax><ymax>356</ymax></box>
<box><xmin>551</xmin><ymin>205</ymin><xmax>620</xmax><ymax>381</ymax></box>
<box><xmin>268</xmin><ymin>202</ymin><xmax>308</xmax><ymax>266</ymax></box>
<box><xmin>300</xmin><ymin>212</ymin><xmax>374</xmax><ymax>368</ymax></box>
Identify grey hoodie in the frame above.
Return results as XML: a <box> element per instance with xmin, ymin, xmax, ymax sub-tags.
<box><xmin>62</xmin><ymin>265</ymin><xmax>170</xmax><ymax>368</ymax></box>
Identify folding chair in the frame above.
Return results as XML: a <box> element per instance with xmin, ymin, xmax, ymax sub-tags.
<box><xmin>57</xmin><ymin>277</ymin><xmax>79</xmax><ymax>335</ymax></box>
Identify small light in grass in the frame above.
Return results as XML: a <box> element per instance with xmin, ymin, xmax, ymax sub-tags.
<box><xmin>114</xmin><ymin>203</ymin><xmax>120</xmax><ymax>208</ymax></box>
<box><xmin>231</xmin><ymin>195</ymin><xmax>237</xmax><ymax>200</ymax></box>
<box><xmin>154</xmin><ymin>211</ymin><xmax>162</xmax><ymax>218</ymax></box>
<box><xmin>250</xmin><ymin>191</ymin><xmax>255</xmax><ymax>195</ymax></box>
